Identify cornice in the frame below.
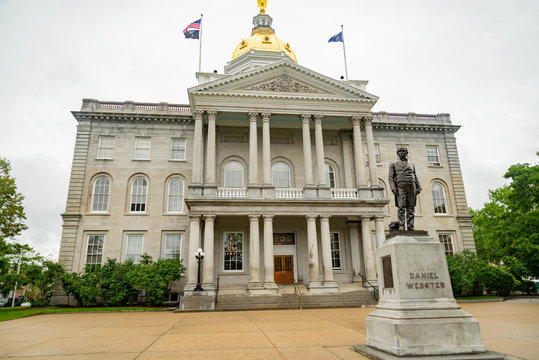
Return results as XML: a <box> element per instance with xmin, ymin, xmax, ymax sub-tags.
<box><xmin>191</xmin><ymin>91</ymin><xmax>377</xmax><ymax>104</ymax></box>
<box><xmin>71</xmin><ymin>111</ymin><xmax>193</xmax><ymax>124</ymax></box>
<box><xmin>373</xmin><ymin>122</ymin><xmax>461</xmax><ymax>133</ymax></box>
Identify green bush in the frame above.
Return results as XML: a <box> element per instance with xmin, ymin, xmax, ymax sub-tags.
<box><xmin>61</xmin><ymin>255</ymin><xmax>184</xmax><ymax>307</ymax></box>
<box><xmin>517</xmin><ymin>279</ymin><xmax>537</xmax><ymax>295</ymax></box>
<box><xmin>483</xmin><ymin>265</ymin><xmax>517</xmax><ymax>296</ymax></box>
<box><xmin>446</xmin><ymin>251</ymin><xmax>488</xmax><ymax>297</ymax></box>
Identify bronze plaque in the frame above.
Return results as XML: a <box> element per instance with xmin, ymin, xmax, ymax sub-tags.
<box><xmin>382</xmin><ymin>255</ymin><xmax>394</xmax><ymax>289</ymax></box>
<box><xmin>273</xmin><ymin>233</ymin><xmax>295</xmax><ymax>245</ymax></box>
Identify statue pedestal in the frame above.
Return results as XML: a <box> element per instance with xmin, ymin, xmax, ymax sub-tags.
<box><xmin>354</xmin><ymin>233</ymin><xmax>507</xmax><ymax>359</ymax></box>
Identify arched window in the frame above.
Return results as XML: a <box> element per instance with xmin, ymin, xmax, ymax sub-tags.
<box><xmin>130</xmin><ymin>177</ymin><xmax>148</xmax><ymax>212</ymax></box>
<box><xmin>325</xmin><ymin>163</ymin><xmax>336</xmax><ymax>188</ymax></box>
<box><xmin>431</xmin><ymin>181</ymin><xmax>447</xmax><ymax>214</ymax></box>
<box><xmin>91</xmin><ymin>177</ymin><xmax>110</xmax><ymax>212</ymax></box>
<box><xmin>224</xmin><ymin>161</ymin><xmax>244</xmax><ymax>187</ymax></box>
<box><xmin>272</xmin><ymin>162</ymin><xmax>291</xmax><ymax>188</ymax></box>
<box><xmin>167</xmin><ymin>178</ymin><xmax>184</xmax><ymax>213</ymax></box>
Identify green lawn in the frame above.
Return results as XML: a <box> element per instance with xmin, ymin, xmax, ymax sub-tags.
<box><xmin>0</xmin><ymin>306</ymin><xmax>170</xmax><ymax>322</ymax></box>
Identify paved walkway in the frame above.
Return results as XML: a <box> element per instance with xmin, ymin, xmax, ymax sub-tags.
<box><xmin>0</xmin><ymin>302</ymin><xmax>537</xmax><ymax>359</ymax></box>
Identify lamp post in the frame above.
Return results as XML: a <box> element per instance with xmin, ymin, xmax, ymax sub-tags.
<box><xmin>194</xmin><ymin>248</ymin><xmax>205</xmax><ymax>291</ymax></box>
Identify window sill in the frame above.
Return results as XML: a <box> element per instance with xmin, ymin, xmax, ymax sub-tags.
<box><xmin>132</xmin><ymin>159</ymin><xmax>151</xmax><ymax>161</ymax></box>
<box><xmin>169</xmin><ymin>159</ymin><xmax>187</xmax><ymax>162</ymax></box>
<box><xmin>95</xmin><ymin>158</ymin><xmax>114</xmax><ymax>161</ymax></box>
<box><xmin>86</xmin><ymin>212</ymin><xmax>111</xmax><ymax>216</ymax></box>
<box><xmin>428</xmin><ymin>165</ymin><xmax>443</xmax><ymax>168</ymax></box>
<box><xmin>125</xmin><ymin>213</ymin><xmax>150</xmax><ymax>216</ymax></box>
<box><xmin>433</xmin><ymin>214</ymin><xmax>452</xmax><ymax>217</ymax></box>
<box><xmin>162</xmin><ymin>213</ymin><xmax>186</xmax><ymax>216</ymax></box>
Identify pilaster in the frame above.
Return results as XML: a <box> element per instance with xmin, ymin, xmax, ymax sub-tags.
<box><xmin>248</xmin><ymin>214</ymin><xmax>262</xmax><ymax>291</ymax></box>
<box><xmin>248</xmin><ymin>111</ymin><xmax>260</xmax><ymax>196</ymax></box>
<box><xmin>301</xmin><ymin>114</ymin><xmax>317</xmax><ymax>197</ymax></box>
<box><xmin>314</xmin><ymin>114</ymin><xmax>331</xmax><ymax>198</ymax></box>
<box><xmin>361</xmin><ymin>216</ymin><xmax>377</xmax><ymax>284</ymax></box>
<box><xmin>351</xmin><ymin>115</ymin><xmax>367</xmax><ymax>187</ymax></box>
<box><xmin>363</xmin><ymin>115</ymin><xmax>378</xmax><ymax>186</ymax></box>
<box><xmin>320</xmin><ymin>215</ymin><xmax>338</xmax><ymax>291</ymax></box>
<box><xmin>204</xmin><ymin>110</ymin><xmax>217</xmax><ymax>195</ymax></box>
<box><xmin>185</xmin><ymin>215</ymin><xmax>201</xmax><ymax>292</ymax></box>
<box><xmin>202</xmin><ymin>215</ymin><xmax>215</xmax><ymax>291</ymax></box>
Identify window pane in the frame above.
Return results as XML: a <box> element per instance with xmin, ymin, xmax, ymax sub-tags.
<box><xmin>330</xmin><ymin>233</ymin><xmax>341</xmax><ymax>269</ymax></box>
<box><xmin>431</xmin><ymin>182</ymin><xmax>447</xmax><ymax>214</ymax></box>
<box><xmin>427</xmin><ymin>146</ymin><xmax>440</xmax><ymax>166</ymax></box>
<box><xmin>167</xmin><ymin>178</ymin><xmax>184</xmax><ymax>213</ymax></box>
<box><xmin>171</xmin><ymin>139</ymin><xmax>186</xmax><ymax>160</ymax></box>
<box><xmin>224</xmin><ymin>161</ymin><xmax>244</xmax><ymax>187</ymax></box>
<box><xmin>134</xmin><ymin>137</ymin><xmax>151</xmax><ymax>160</ymax></box>
<box><xmin>97</xmin><ymin>136</ymin><xmax>114</xmax><ymax>159</ymax></box>
<box><xmin>86</xmin><ymin>235</ymin><xmax>104</xmax><ymax>265</ymax></box>
<box><xmin>130</xmin><ymin>177</ymin><xmax>147</xmax><ymax>212</ymax></box>
<box><xmin>325</xmin><ymin>164</ymin><xmax>336</xmax><ymax>188</ymax></box>
<box><xmin>91</xmin><ymin>177</ymin><xmax>110</xmax><ymax>212</ymax></box>
<box><xmin>439</xmin><ymin>234</ymin><xmax>454</xmax><ymax>255</ymax></box>
<box><xmin>164</xmin><ymin>234</ymin><xmax>182</xmax><ymax>259</ymax></box>
<box><xmin>224</xmin><ymin>232</ymin><xmax>243</xmax><ymax>271</ymax></box>
<box><xmin>272</xmin><ymin>162</ymin><xmax>290</xmax><ymax>188</ymax></box>
<box><xmin>126</xmin><ymin>234</ymin><xmax>143</xmax><ymax>264</ymax></box>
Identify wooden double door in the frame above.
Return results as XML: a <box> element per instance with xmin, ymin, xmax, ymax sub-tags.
<box><xmin>274</xmin><ymin>255</ymin><xmax>294</xmax><ymax>284</ymax></box>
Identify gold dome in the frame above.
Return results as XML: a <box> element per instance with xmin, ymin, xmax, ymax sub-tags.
<box><xmin>231</xmin><ymin>32</ymin><xmax>297</xmax><ymax>62</ymax></box>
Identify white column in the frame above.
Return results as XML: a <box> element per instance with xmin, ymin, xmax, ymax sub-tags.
<box><xmin>306</xmin><ymin>215</ymin><xmax>321</xmax><ymax>287</ymax></box>
<box><xmin>361</xmin><ymin>216</ymin><xmax>377</xmax><ymax>282</ymax></box>
<box><xmin>263</xmin><ymin>215</ymin><xmax>277</xmax><ymax>289</ymax></box>
<box><xmin>314</xmin><ymin>114</ymin><xmax>327</xmax><ymax>187</ymax></box>
<box><xmin>374</xmin><ymin>215</ymin><xmax>386</xmax><ymax>249</ymax></box>
<box><xmin>320</xmin><ymin>215</ymin><xmax>336</xmax><ymax>285</ymax></box>
<box><xmin>248</xmin><ymin>214</ymin><xmax>261</xmax><ymax>287</ymax></box>
<box><xmin>205</xmin><ymin>110</ymin><xmax>217</xmax><ymax>187</ymax></box>
<box><xmin>364</xmin><ymin>115</ymin><xmax>378</xmax><ymax>186</ymax></box>
<box><xmin>301</xmin><ymin>114</ymin><xmax>314</xmax><ymax>187</ymax></box>
<box><xmin>262</xmin><ymin>112</ymin><xmax>272</xmax><ymax>186</ymax></box>
<box><xmin>341</xmin><ymin>132</ymin><xmax>354</xmax><ymax>188</ymax></box>
<box><xmin>202</xmin><ymin>215</ymin><xmax>215</xmax><ymax>287</ymax></box>
<box><xmin>191</xmin><ymin>110</ymin><xmax>204</xmax><ymax>185</ymax></box>
<box><xmin>248</xmin><ymin>111</ymin><xmax>259</xmax><ymax>186</ymax></box>
<box><xmin>351</xmin><ymin>115</ymin><xmax>367</xmax><ymax>186</ymax></box>
<box><xmin>348</xmin><ymin>221</ymin><xmax>362</xmax><ymax>281</ymax></box>
<box><xmin>187</xmin><ymin>215</ymin><xmax>201</xmax><ymax>287</ymax></box>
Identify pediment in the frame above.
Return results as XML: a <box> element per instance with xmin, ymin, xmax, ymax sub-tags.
<box><xmin>188</xmin><ymin>60</ymin><xmax>378</xmax><ymax>102</ymax></box>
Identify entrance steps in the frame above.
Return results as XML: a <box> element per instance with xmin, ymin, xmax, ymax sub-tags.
<box><xmin>212</xmin><ymin>284</ymin><xmax>377</xmax><ymax>311</ymax></box>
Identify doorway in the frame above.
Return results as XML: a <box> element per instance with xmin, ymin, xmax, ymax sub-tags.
<box><xmin>274</xmin><ymin>255</ymin><xmax>294</xmax><ymax>284</ymax></box>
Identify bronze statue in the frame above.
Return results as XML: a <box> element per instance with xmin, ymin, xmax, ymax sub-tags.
<box><xmin>389</xmin><ymin>147</ymin><xmax>421</xmax><ymax>231</ymax></box>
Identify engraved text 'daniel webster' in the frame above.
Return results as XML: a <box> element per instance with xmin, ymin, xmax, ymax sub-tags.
<box><xmin>248</xmin><ymin>75</ymin><xmax>323</xmax><ymax>93</ymax></box>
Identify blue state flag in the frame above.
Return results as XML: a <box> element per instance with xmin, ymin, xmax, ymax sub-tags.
<box><xmin>328</xmin><ymin>31</ymin><xmax>343</xmax><ymax>43</ymax></box>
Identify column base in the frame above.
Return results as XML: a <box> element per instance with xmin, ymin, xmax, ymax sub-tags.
<box><xmin>262</xmin><ymin>282</ymin><xmax>279</xmax><ymax>294</ymax></box>
<box><xmin>308</xmin><ymin>281</ymin><xmax>331</xmax><ymax>293</ymax></box>
<box><xmin>303</xmin><ymin>185</ymin><xmax>318</xmax><ymax>198</ymax></box>
<box><xmin>178</xmin><ymin>292</ymin><xmax>215</xmax><ymax>311</ymax></box>
<box><xmin>322</xmin><ymin>281</ymin><xmax>339</xmax><ymax>292</ymax></box>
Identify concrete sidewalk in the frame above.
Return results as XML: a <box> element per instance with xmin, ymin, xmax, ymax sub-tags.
<box><xmin>0</xmin><ymin>302</ymin><xmax>537</xmax><ymax>359</ymax></box>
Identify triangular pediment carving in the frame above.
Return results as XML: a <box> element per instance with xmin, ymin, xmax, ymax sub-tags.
<box><xmin>246</xmin><ymin>75</ymin><xmax>323</xmax><ymax>94</ymax></box>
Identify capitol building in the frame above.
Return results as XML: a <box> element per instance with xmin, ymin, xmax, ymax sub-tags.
<box><xmin>56</xmin><ymin>3</ymin><xmax>476</xmax><ymax>309</ymax></box>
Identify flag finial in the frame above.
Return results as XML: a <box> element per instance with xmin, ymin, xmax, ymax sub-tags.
<box><xmin>258</xmin><ymin>0</ymin><xmax>267</xmax><ymax>13</ymax></box>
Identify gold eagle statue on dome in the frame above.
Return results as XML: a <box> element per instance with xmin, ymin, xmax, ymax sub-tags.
<box><xmin>258</xmin><ymin>0</ymin><xmax>267</xmax><ymax>13</ymax></box>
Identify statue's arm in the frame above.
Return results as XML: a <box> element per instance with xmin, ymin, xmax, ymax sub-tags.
<box><xmin>388</xmin><ymin>163</ymin><xmax>397</xmax><ymax>194</ymax></box>
<box><xmin>414</xmin><ymin>165</ymin><xmax>422</xmax><ymax>193</ymax></box>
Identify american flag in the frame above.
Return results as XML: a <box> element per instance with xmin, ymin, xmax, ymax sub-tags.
<box><xmin>183</xmin><ymin>18</ymin><xmax>201</xmax><ymax>39</ymax></box>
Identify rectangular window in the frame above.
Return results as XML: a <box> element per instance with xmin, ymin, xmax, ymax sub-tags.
<box><xmin>164</xmin><ymin>234</ymin><xmax>182</xmax><ymax>260</ymax></box>
<box><xmin>97</xmin><ymin>136</ymin><xmax>114</xmax><ymax>159</ymax></box>
<box><xmin>86</xmin><ymin>234</ymin><xmax>104</xmax><ymax>265</ymax></box>
<box><xmin>126</xmin><ymin>234</ymin><xmax>144</xmax><ymax>264</ymax></box>
<box><xmin>170</xmin><ymin>138</ymin><xmax>186</xmax><ymax>161</ymax></box>
<box><xmin>365</xmin><ymin>144</ymin><xmax>381</xmax><ymax>164</ymax></box>
<box><xmin>330</xmin><ymin>232</ymin><xmax>342</xmax><ymax>270</ymax></box>
<box><xmin>224</xmin><ymin>232</ymin><xmax>243</xmax><ymax>271</ymax></box>
<box><xmin>134</xmin><ymin>137</ymin><xmax>151</xmax><ymax>160</ymax></box>
<box><xmin>427</xmin><ymin>145</ymin><xmax>441</xmax><ymax>166</ymax></box>
<box><xmin>439</xmin><ymin>234</ymin><xmax>454</xmax><ymax>255</ymax></box>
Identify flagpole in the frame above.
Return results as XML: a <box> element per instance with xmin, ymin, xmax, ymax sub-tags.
<box><xmin>198</xmin><ymin>14</ymin><xmax>203</xmax><ymax>73</ymax></box>
<box><xmin>341</xmin><ymin>24</ymin><xmax>349</xmax><ymax>80</ymax></box>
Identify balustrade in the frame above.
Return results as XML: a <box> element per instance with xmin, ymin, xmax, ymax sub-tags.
<box><xmin>217</xmin><ymin>187</ymin><xmax>247</xmax><ymax>198</ymax></box>
<box><xmin>275</xmin><ymin>188</ymin><xmax>304</xmax><ymax>199</ymax></box>
<box><xmin>330</xmin><ymin>188</ymin><xmax>358</xmax><ymax>199</ymax></box>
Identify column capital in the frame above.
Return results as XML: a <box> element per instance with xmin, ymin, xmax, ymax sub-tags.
<box><xmin>374</xmin><ymin>215</ymin><xmax>386</xmax><ymax>221</ymax></box>
<box><xmin>339</xmin><ymin>131</ymin><xmax>352</xmax><ymax>141</ymax></box>
<box><xmin>351</xmin><ymin>115</ymin><xmax>362</xmax><ymax>126</ymax></box>
<box><xmin>360</xmin><ymin>215</ymin><xmax>373</xmax><ymax>221</ymax></box>
<box><xmin>261</xmin><ymin>111</ymin><xmax>271</xmax><ymax>122</ymax></box>
<box><xmin>347</xmin><ymin>221</ymin><xmax>361</xmax><ymax>228</ymax></box>
<box><xmin>203</xmin><ymin>214</ymin><xmax>216</xmax><ymax>221</ymax></box>
<box><xmin>313</xmin><ymin>114</ymin><xmax>324</xmax><ymax>125</ymax></box>
<box><xmin>362</xmin><ymin>115</ymin><xmax>374</xmax><ymax>126</ymax></box>
<box><xmin>262</xmin><ymin>214</ymin><xmax>275</xmax><ymax>220</ymax></box>
<box><xmin>248</xmin><ymin>214</ymin><xmax>261</xmax><ymax>221</ymax></box>
<box><xmin>248</xmin><ymin>111</ymin><xmax>259</xmax><ymax>122</ymax></box>
<box><xmin>305</xmin><ymin>214</ymin><xmax>318</xmax><ymax>221</ymax></box>
<box><xmin>189</xmin><ymin>214</ymin><xmax>201</xmax><ymax>221</ymax></box>
<box><xmin>207</xmin><ymin>109</ymin><xmax>217</xmax><ymax>119</ymax></box>
<box><xmin>193</xmin><ymin>109</ymin><xmax>204</xmax><ymax>120</ymax></box>
<box><xmin>301</xmin><ymin>113</ymin><xmax>312</xmax><ymax>124</ymax></box>
<box><xmin>319</xmin><ymin>215</ymin><xmax>332</xmax><ymax>221</ymax></box>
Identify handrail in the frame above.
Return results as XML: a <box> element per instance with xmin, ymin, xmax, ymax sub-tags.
<box><xmin>294</xmin><ymin>283</ymin><xmax>303</xmax><ymax>309</ymax></box>
<box><xmin>358</xmin><ymin>272</ymin><xmax>379</xmax><ymax>301</ymax></box>
<box><xmin>215</xmin><ymin>275</ymin><xmax>220</xmax><ymax>305</ymax></box>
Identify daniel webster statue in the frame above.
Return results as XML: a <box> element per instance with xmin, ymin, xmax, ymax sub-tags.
<box><xmin>389</xmin><ymin>147</ymin><xmax>422</xmax><ymax>231</ymax></box>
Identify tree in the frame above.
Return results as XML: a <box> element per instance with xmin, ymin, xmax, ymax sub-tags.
<box><xmin>471</xmin><ymin>153</ymin><xmax>539</xmax><ymax>277</ymax></box>
<box><xmin>0</xmin><ymin>157</ymin><xmax>27</xmax><ymax>248</ymax></box>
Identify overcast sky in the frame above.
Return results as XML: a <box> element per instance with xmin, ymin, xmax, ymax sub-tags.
<box><xmin>0</xmin><ymin>0</ymin><xmax>537</xmax><ymax>258</ymax></box>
